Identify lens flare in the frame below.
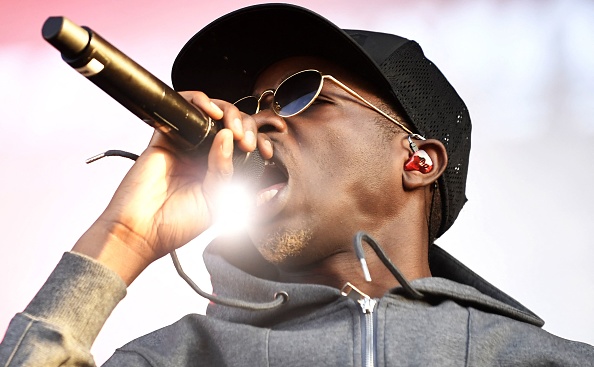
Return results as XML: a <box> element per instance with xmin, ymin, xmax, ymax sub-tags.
<box><xmin>212</xmin><ymin>182</ymin><xmax>254</xmax><ymax>234</ymax></box>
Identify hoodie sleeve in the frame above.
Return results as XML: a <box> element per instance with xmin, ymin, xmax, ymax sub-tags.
<box><xmin>0</xmin><ymin>252</ymin><xmax>127</xmax><ymax>367</ymax></box>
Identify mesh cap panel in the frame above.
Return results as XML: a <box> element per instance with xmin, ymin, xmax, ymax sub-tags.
<box><xmin>378</xmin><ymin>41</ymin><xmax>471</xmax><ymax>235</ymax></box>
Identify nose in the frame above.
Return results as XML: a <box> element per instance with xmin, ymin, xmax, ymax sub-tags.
<box><xmin>252</xmin><ymin>109</ymin><xmax>287</xmax><ymax>160</ymax></box>
<box><xmin>254</xmin><ymin>108</ymin><xmax>288</xmax><ymax>135</ymax></box>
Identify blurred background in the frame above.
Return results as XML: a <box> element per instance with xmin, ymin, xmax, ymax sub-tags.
<box><xmin>1</xmin><ymin>0</ymin><xmax>593</xmax><ymax>364</ymax></box>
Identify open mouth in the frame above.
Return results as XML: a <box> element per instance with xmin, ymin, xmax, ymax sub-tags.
<box><xmin>259</xmin><ymin>159</ymin><xmax>288</xmax><ymax>189</ymax></box>
<box><xmin>256</xmin><ymin>158</ymin><xmax>289</xmax><ymax>206</ymax></box>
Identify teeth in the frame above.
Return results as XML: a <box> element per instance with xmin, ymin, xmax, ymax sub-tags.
<box><xmin>257</xmin><ymin>188</ymin><xmax>279</xmax><ymax>206</ymax></box>
<box><xmin>264</xmin><ymin>160</ymin><xmax>276</xmax><ymax>167</ymax></box>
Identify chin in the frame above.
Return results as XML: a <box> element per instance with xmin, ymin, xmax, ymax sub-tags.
<box><xmin>252</xmin><ymin>228</ymin><xmax>313</xmax><ymax>265</ymax></box>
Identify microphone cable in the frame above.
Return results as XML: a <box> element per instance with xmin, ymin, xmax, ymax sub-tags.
<box><xmin>353</xmin><ymin>231</ymin><xmax>424</xmax><ymax>300</ymax></box>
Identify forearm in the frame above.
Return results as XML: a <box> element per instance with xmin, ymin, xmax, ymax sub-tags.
<box><xmin>0</xmin><ymin>252</ymin><xmax>126</xmax><ymax>367</ymax></box>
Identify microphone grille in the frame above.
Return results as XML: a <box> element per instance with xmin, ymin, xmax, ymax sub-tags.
<box><xmin>232</xmin><ymin>149</ymin><xmax>265</xmax><ymax>187</ymax></box>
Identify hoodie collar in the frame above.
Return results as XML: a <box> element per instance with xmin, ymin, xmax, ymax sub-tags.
<box><xmin>204</xmin><ymin>243</ymin><xmax>342</xmax><ymax>326</ymax></box>
<box><xmin>203</xmin><ymin>241</ymin><xmax>544</xmax><ymax>327</ymax></box>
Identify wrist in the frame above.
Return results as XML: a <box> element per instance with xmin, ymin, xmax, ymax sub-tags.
<box><xmin>72</xmin><ymin>218</ymin><xmax>155</xmax><ymax>286</ymax></box>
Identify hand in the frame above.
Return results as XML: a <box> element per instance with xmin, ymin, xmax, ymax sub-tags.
<box><xmin>72</xmin><ymin>91</ymin><xmax>270</xmax><ymax>285</ymax></box>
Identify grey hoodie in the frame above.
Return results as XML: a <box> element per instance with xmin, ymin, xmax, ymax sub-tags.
<box><xmin>1</xmin><ymin>243</ymin><xmax>593</xmax><ymax>366</ymax></box>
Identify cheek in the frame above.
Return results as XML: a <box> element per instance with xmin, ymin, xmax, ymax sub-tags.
<box><xmin>349</xmin><ymin>157</ymin><xmax>401</xmax><ymax>219</ymax></box>
<box><xmin>292</xmin><ymin>103</ymin><xmax>403</xmax><ymax>211</ymax></box>
<box><xmin>307</xmin><ymin>129</ymin><xmax>400</xmax><ymax>217</ymax></box>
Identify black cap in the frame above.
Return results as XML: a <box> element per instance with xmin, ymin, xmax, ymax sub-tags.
<box><xmin>172</xmin><ymin>4</ymin><xmax>471</xmax><ymax>237</ymax></box>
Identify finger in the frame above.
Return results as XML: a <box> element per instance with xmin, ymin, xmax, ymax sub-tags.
<box><xmin>210</xmin><ymin>100</ymin><xmax>244</xmax><ymax>139</ymax></box>
<box><xmin>257</xmin><ymin>134</ymin><xmax>274</xmax><ymax>160</ymax></box>
<box><xmin>202</xmin><ymin>128</ymin><xmax>234</xmax><ymax>202</ymax></box>
<box><xmin>235</xmin><ymin>113</ymin><xmax>258</xmax><ymax>153</ymax></box>
<box><xmin>210</xmin><ymin>100</ymin><xmax>260</xmax><ymax>153</ymax></box>
<box><xmin>179</xmin><ymin>91</ymin><xmax>224</xmax><ymax>120</ymax></box>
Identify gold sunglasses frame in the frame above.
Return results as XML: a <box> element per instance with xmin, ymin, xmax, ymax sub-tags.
<box><xmin>234</xmin><ymin>69</ymin><xmax>424</xmax><ymax>140</ymax></box>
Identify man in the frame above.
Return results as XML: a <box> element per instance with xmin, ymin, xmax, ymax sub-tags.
<box><xmin>1</xmin><ymin>3</ymin><xmax>593</xmax><ymax>366</ymax></box>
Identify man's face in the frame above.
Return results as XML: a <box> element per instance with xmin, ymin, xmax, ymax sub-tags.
<box><xmin>245</xmin><ymin>57</ymin><xmax>407</xmax><ymax>270</ymax></box>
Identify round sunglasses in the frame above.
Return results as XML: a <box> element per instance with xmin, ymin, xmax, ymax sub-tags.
<box><xmin>233</xmin><ymin>69</ymin><xmax>422</xmax><ymax>139</ymax></box>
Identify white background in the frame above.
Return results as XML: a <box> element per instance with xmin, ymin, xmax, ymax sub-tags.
<box><xmin>1</xmin><ymin>0</ymin><xmax>593</xmax><ymax>364</ymax></box>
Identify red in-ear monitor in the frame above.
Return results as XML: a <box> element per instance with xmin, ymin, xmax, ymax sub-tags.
<box><xmin>404</xmin><ymin>135</ymin><xmax>433</xmax><ymax>173</ymax></box>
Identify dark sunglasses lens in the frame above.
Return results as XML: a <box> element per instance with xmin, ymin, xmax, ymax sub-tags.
<box><xmin>234</xmin><ymin>96</ymin><xmax>259</xmax><ymax>115</ymax></box>
<box><xmin>275</xmin><ymin>71</ymin><xmax>321</xmax><ymax>117</ymax></box>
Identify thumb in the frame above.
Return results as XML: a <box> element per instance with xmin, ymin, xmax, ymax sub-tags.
<box><xmin>201</xmin><ymin>128</ymin><xmax>235</xmax><ymax>212</ymax></box>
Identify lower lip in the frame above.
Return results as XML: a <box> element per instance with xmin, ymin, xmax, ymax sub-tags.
<box><xmin>256</xmin><ymin>182</ymin><xmax>287</xmax><ymax>207</ymax></box>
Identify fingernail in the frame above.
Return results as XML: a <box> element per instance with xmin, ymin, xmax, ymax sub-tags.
<box><xmin>232</xmin><ymin>117</ymin><xmax>243</xmax><ymax>132</ymax></box>
<box><xmin>263</xmin><ymin>139</ymin><xmax>273</xmax><ymax>156</ymax></box>
<box><xmin>210</xmin><ymin>101</ymin><xmax>223</xmax><ymax>115</ymax></box>
<box><xmin>222</xmin><ymin>135</ymin><xmax>233</xmax><ymax>158</ymax></box>
<box><xmin>244</xmin><ymin>130</ymin><xmax>256</xmax><ymax>148</ymax></box>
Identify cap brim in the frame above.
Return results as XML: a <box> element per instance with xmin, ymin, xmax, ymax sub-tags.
<box><xmin>171</xmin><ymin>4</ymin><xmax>388</xmax><ymax>103</ymax></box>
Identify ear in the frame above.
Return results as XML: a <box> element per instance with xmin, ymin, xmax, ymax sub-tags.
<box><xmin>402</xmin><ymin>138</ymin><xmax>448</xmax><ymax>191</ymax></box>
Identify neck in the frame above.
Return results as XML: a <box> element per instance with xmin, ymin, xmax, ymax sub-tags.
<box><xmin>277</xmin><ymin>230</ymin><xmax>431</xmax><ymax>298</ymax></box>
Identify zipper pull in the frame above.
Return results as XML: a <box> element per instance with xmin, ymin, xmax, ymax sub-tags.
<box><xmin>341</xmin><ymin>282</ymin><xmax>376</xmax><ymax>313</ymax></box>
<box><xmin>343</xmin><ymin>282</ymin><xmax>377</xmax><ymax>367</ymax></box>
